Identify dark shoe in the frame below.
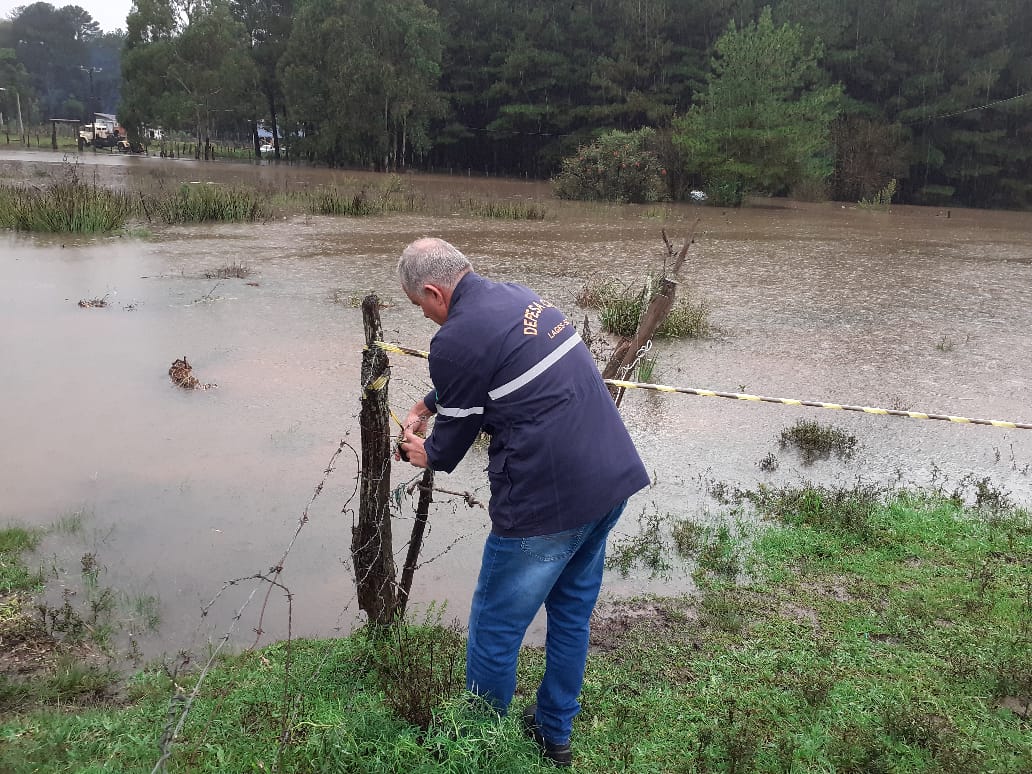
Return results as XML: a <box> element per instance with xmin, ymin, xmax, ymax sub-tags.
<box><xmin>521</xmin><ymin>704</ymin><xmax>572</xmax><ymax>767</ymax></box>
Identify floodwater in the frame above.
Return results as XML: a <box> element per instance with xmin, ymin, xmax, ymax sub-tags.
<box><xmin>2</xmin><ymin>148</ymin><xmax>1030</xmax><ymax>661</ymax></box>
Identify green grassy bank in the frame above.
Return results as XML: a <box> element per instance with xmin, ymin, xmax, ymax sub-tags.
<box><xmin>1</xmin><ymin>484</ymin><xmax>1029</xmax><ymax>772</ymax></box>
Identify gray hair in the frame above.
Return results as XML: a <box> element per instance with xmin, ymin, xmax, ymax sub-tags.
<box><xmin>398</xmin><ymin>237</ymin><xmax>473</xmax><ymax>297</ymax></box>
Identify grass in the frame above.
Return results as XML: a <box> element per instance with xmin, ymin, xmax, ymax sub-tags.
<box><xmin>0</xmin><ymin>171</ymin><xmax>551</xmax><ymax>234</ymax></box>
<box><xmin>0</xmin><ymin>526</ymin><xmax>43</xmax><ymax>594</ymax></box>
<box><xmin>1</xmin><ymin>486</ymin><xmax>1030</xmax><ymax>771</ymax></box>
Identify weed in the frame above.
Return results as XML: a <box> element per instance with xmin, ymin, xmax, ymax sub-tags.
<box><xmin>303</xmin><ymin>186</ymin><xmax>378</xmax><ymax>216</ymax></box>
<box><xmin>606</xmin><ymin>506</ymin><xmax>673</xmax><ymax>578</ymax></box>
<box><xmin>575</xmin><ymin>277</ymin><xmax>618</xmax><ymax>309</ymax></box>
<box><xmin>77</xmin><ymin>294</ymin><xmax>110</xmax><ymax>308</ymax></box>
<box><xmin>747</xmin><ymin>482</ymin><xmax>883</xmax><ymax>539</ymax></box>
<box><xmin>126</xmin><ymin>593</ymin><xmax>162</xmax><ymax>633</ymax></box>
<box><xmin>362</xmin><ymin>608</ymin><xmax>465</xmax><ymax>731</ymax></box>
<box><xmin>671</xmin><ymin>519</ymin><xmax>705</xmax><ymax>558</ymax></box>
<box><xmin>0</xmin><ymin>526</ymin><xmax>41</xmax><ymax>555</ymax></box>
<box><xmin>635</xmin><ymin>354</ymin><xmax>658</xmax><ymax>383</ymax></box>
<box><xmin>758</xmin><ymin>451</ymin><xmax>779</xmax><ymax>472</ymax></box>
<box><xmin>694</xmin><ymin>525</ymin><xmax>742</xmax><ymax>582</ymax></box>
<box><xmin>695</xmin><ymin>698</ymin><xmax>761</xmax><ymax>770</ymax></box>
<box><xmin>778</xmin><ymin>419</ymin><xmax>858</xmax><ymax>465</ymax></box>
<box><xmin>203</xmin><ymin>261</ymin><xmax>252</xmax><ymax>279</ymax></box>
<box><xmin>858</xmin><ymin>178</ymin><xmax>897</xmax><ymax>210</ymax></box>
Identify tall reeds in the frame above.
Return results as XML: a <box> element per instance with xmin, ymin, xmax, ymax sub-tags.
<box><xmin>153</xmin><ymin>184</ymin><xmax>269</xmax><ymax>224</ymax></box>
<box><xmin>461</xmin><ymin>197</ymin><xmax>547</xmax><ymax>219</ymax></box>
<box><xmin>0</xmin><ymin>181</ymin><xmax>130</xmax><ymax>233</ymax></box>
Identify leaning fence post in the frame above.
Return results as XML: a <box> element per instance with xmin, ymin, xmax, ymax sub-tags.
<box><xmin>397</xmin><ymin>468</ymin><xmax>434</xmax><ymax>619</ymax></box>
<box><xmin>354</xmin><ymin>294</ymin><xmax>398</xmax><ymax>625</ymax></box>
<box><xmin>602</xmin><ymin>278</ymin><xmax>676</xmax><ymax>403</ymax></box>
<box><xmin>602</xmin><ymin>230</ymin><xmax>696</xmax><ymax>405</ymax></box>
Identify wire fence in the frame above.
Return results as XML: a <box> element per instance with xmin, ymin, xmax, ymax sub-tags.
<box><xmin>145</xmin><ymin>328</ymin><xmax>1030</xmax><ymax>770</ymax></box>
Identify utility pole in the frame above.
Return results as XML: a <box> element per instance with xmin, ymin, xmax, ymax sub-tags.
<box><xmin>79</xmin><ymin>66</ymin><xmax>102</xmax><ymax>127</ymax></box>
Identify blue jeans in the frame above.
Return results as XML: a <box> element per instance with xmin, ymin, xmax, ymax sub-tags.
<box><xmin>466</xmin><ymin>501</ymin><xmax>626</xmax><ymax>745</ymax></box>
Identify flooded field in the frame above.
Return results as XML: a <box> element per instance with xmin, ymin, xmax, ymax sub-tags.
<box><xmin>2</xmin><ymin>148</ymin><xmax>1030</xmax><ymax>660</ymax></box>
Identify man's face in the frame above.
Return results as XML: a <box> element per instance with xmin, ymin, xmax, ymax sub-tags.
<box><xmin>407</xmin><ymin>285</ymin><xmax>448</xmax><ymax>326</ymax></box>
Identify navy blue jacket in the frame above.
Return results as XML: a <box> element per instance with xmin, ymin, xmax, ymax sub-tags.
<box><xmin>423</xmin><ymin>272</ymin><xmax>649</xmax><ymax>537</ymax></box>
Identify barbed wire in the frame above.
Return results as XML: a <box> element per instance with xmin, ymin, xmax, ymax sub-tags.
<box><xmin>153</xmin><ymin>438</ymin><xmax>358</xmax><ymax>773</ymax></box>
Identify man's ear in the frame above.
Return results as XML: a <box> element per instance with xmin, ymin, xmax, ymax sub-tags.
<box><xmin>423</xmin><ymin>284</ymin><xmax>445</xmax><ymax>305</ymax></box>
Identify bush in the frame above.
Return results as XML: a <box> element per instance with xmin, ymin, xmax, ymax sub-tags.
<box><xmin>704</xmin><ymin>176</ymin><xmax>745</xmax><ymax>207</ymax></box>
<box><xmin>553</xmin><ymin>128</ymin><xmax>668</xmax><ymax>203</ymax></box>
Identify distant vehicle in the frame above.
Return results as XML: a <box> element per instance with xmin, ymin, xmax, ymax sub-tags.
<box><xmin>260</xmin><ymin>143</ymin><xmax>286</xmax><ymax>155</ymax></box>
<box><xmin>78</xmin><ymin>123</ymin><xmax>119</xmax><ymax>150</ymax></box>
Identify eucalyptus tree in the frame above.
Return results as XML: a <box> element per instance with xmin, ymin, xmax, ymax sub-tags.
<box><xmin>280</xmin><ymin>0</ymin><xmax>443</xmax><ymax>169</ymax></box>
<box><xmin>673</xmin><ymin>6</ymin><xmax>842</xmax><ymax>204</ymax></box>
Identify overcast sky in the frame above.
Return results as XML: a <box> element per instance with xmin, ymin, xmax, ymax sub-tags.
<box><xmin>0</xmin><ymin>1</ymin><xmax>133</xmax><ymax>35</ymax></box>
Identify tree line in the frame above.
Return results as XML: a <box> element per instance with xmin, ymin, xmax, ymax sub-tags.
<box><xmin>0</xmin><ymin>3</ymin><xmax>122</xmax><ymax>126</ymax></box>
<box><xmin>3</xmin><ymin>1</ymin><xmax>1031</xmax><ymax>208</ymax></box>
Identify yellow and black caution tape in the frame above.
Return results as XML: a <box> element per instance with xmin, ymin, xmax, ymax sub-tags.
<box><xmin>371</xmin><ymin>341</ymin><xmax>1031</xmax><ymax>431</ymax></box>
<box><xmin>603</xmin><ymin>380</ymin><xmax>1031</xmax><ymax>430</ymax></box>
<box><xmin>373</xmin><ymin>341</ymin><xmax>430</xmax><ymax>360</ymax></box>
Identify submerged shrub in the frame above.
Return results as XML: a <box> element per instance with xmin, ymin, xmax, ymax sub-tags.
<box><xmin>778</xmin><ymin>419</ymin><xmax>858</xmax><ymax>465</ymax></box>
<box><xmin>553</xmin><ymin>127</ymin><xmax>668</xmax><ymax>203</ymax></box>
<box><xmin>593</xmin><ymin>276</ymin><xmax>710</xmax><ymax>339</ymax></box>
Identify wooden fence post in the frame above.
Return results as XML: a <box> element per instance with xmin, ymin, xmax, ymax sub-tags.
<box><xmin>354</xmin><ymin>294</ymin><xmax>398</xmax><ymax>624</ymax></box>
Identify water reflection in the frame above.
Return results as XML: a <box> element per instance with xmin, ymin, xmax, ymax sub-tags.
<box><xmin>1</xmin><ymin>150</ymin><xmax>1030</xmax><ymax>661</ymax></box>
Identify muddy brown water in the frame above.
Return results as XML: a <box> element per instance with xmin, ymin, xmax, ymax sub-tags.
<box><xmin>2</xmin><ymin>148</ymin><xmax>1030</xmax><ymax>660</ymax></box>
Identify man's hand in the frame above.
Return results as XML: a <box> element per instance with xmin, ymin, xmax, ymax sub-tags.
<box><xmin>398</xmin><ymin>428</ymin><xmax>428</xmax><ymax>468</ymax></box>
<box><xmin>396</xmin><ymin>399</ymin><xmax>432</xmax><ymax>467</ymax></box>
<box><xmin>403</xmin><ymin>399</ymin><xmax>431</xmax><ymax>436</ymax></box>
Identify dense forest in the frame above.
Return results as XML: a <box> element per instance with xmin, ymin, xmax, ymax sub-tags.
<box><xmin>2</xmin><ymin>1</ymin><xmax>1031</xmax><ymax>208</ymax></box>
